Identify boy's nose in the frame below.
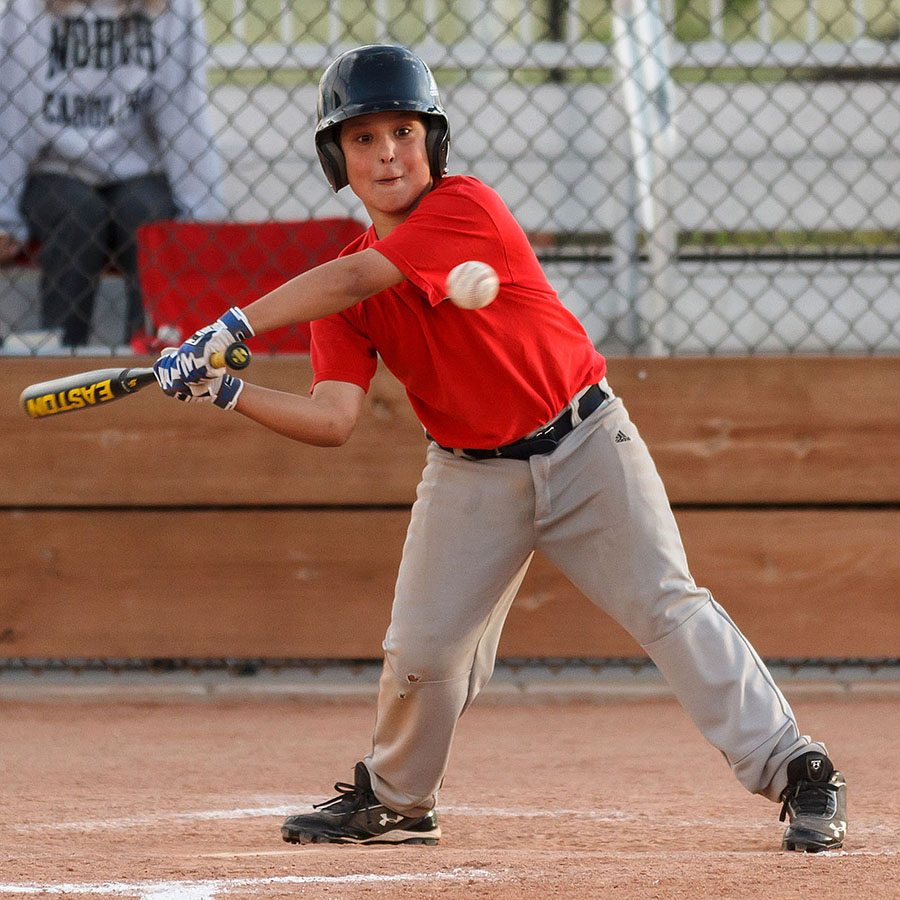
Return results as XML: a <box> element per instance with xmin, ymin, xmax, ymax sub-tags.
<box><xmin>378</xmin><ymin>138</ymin><xmax>396</xmax><ymax>163</ymax></box>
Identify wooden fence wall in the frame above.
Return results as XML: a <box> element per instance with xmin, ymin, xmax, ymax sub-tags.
<box><xmin>2</xmin><ymin>355</ymin><xmax>898</xmax><ymax>660</ymax></box>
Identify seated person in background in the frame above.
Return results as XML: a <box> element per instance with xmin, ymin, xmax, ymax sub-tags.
<box><xmin>0</xmin><ymin>0</ymin><xmax>225</xmax><ymax>351</ymax></box>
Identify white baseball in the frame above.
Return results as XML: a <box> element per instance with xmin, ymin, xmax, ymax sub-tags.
<box><xmin>446</xmin><ymin>261</ymin><xmax>499</xmax><ymax>310</ymax></box>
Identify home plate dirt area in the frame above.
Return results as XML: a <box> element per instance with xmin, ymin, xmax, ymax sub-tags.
<box><xmin>2</xmin><ymin>696</ymin><xmax>898</xmax><ymax>899</ymax></box>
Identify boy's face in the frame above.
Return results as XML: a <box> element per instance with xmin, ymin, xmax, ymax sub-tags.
<box><xmin>340</xmin><ymin>111</ymin><xmax>433</xmax><ymax>229</ymax></box>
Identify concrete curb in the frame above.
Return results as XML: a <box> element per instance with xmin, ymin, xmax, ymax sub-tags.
<box><xmin>2</xmin><ymin>664</ymin><xmax>899</xmax><ymax>704</ymax></box>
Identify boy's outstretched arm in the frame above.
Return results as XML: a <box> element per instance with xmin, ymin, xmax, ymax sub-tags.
<box><xmin>153</xmin><ymin>248</ymin><xmax>402</xmax><ymax>399</ymax></box>
<box><xmin>244</xmin><ymin>248</ymin><xmax>403</xmax><ymax>334</ymax></box>
<box><xmin>233</xmin><ymin>379</ymin><xmax>366</xmax><ymax>447</ymax></box>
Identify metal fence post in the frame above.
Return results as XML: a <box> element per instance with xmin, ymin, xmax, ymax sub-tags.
<box><xmin>612</xmin><ymin>0</ymin><xmax>678</xmax><ymax>355</ymax></box>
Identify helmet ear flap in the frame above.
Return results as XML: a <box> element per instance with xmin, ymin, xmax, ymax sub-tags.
<box><xmin>425</xmin><ymin>119</ymin><xmax>450</xmax><ymax>179</ymax></box>
<box><xmin>316</xmin><ymin>129</ymin><xmax>348</xmax><ymax>192</ymax></box>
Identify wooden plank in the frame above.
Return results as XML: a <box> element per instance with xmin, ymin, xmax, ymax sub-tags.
<box><xmin>3</xmin><ymin>355</ymin><xmax>899</xmax><ymax>506</ymax></box>
<box><xmin>612</xmin><ymin>356</ymin><xmax>900</xmax><ymax>504</ymax></box>
<box><xmin>3</xmin><ymin>508</ymin><xmax>898</xmax><ymax>659</ymax></box>
<box><xmin>2</xmin><ymin>355</ymin><xmax>425</xmax><ymax>507</ymax></box>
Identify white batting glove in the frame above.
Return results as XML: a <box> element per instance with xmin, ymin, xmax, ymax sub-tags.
<box><xmin>153</xmin><ymin>307</ymin><xmax>253</xmax><ymax>396</ymax></box>
<box><xmin>175</xmin><ymin>373</ymin><xmax>244</xmax><ymax>411</ymax></box>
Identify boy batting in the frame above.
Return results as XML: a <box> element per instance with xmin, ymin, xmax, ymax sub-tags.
<box><xmin>154</xmin><ymin>44</ymin><xmax>847</xmax><ymax>852</ymax></box>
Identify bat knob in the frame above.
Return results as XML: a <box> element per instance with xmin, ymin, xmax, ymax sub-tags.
<box><xmin>209</xmin><ymin>342</ymin><xmax>252</xmax><ymax>371</ymax></box>
<box><xmin>224</xmin><ymin>342</ymin><xmax>252</xmax><ymax>370</ymax></box>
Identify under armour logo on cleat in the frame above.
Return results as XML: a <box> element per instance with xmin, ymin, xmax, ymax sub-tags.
<box><xmin>614</xmin><ymin>430</ymin><xmax>631</xmax><ymax>443</ymax></box>
<box><xmin>380</xmin><ymin>813</ymin><xmax>403</xmax><ymax>826</ymax></box>
<box><xmin>810</xmin><ymin>758</ymin><xmax>823</xmax><ymax>773</ymax></box>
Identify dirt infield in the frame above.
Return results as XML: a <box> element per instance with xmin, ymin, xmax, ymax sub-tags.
<box><xmin>2</xmin><ymin>695</ymin><xmax>898</xmax><ymax>899</ymax></box>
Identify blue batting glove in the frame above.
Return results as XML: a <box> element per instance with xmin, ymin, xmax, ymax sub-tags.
<box><xmin>153</xmin><ymin>328</ymin><xmax>218</xmax><ymax>396</ymax></box>
<box><xmin>212</xmin><ymin>373</ymin><xmax>244</xmax><ymax>410</ymax></box>
<box><xmin>215</xmin><ymin>306</ymin><xmax>255</xmax><ymax>346</ymax></box>
<box><xmin>153</xmin><ymin>307</ymin><xmax>253</xmax><ymax>397</ymax></box>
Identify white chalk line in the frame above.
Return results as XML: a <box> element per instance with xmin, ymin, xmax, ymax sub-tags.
<box><xmin>15</xmin><ymin>802</ymin><xmax>896</xmax><ymax>843</ymax></box>
<box><xmin>18</xmin><ymin>802</ymin><xmax>882</xmax><ymax>835</ymax></box>
<box><xmin>0</xmin><ymin>867</ymin><xmax>496</xmax><ymax>899</ymax></box>
<box><xmin>16</xmin><ymin>801</ymin><xmax>639</xmax><ymax>833</ymax></box>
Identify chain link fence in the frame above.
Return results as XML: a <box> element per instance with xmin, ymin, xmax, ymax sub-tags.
<box><xmin>1</xmin><ymin>0</ymin><xmax>899</xmax><ymax>356</ymax></box>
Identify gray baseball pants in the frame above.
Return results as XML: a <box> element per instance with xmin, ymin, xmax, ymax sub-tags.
<box><xmin>366</xmin><ymin>380</ymin><xmax>826</xmax><ymax>816</ymax></box>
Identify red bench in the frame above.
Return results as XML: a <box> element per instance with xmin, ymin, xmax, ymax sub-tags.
<box><xmin>136</xmin><ymin>218</ymin><xmax>366</xmax><ymax>353</ymax></box>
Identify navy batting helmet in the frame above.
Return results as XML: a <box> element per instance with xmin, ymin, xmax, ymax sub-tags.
<box><xmin>315</xmin><ymin>45</ymin><xmax>450</xmax><ymax>192</ymax></box>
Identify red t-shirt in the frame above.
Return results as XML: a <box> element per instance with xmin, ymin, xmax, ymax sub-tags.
<box><xmin>310</xmin><ymin>175</ymin><xmax>606</xmax><ymax>448</ymax></box>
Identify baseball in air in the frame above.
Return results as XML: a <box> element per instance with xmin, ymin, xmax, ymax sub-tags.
<box><xmin>446</xmin><ymin>261</ymin><xmax>499</xmax><ymax>309</ymax></box>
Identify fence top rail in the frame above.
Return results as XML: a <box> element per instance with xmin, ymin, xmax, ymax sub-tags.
<box><xmin>208</xmin><ymin>39</ymin><xmax>900</xmax><ymax>73</ymax></box>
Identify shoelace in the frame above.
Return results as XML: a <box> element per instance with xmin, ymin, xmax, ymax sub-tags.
<box><xmin>311</xmin><ymin>779</ymin><xmax>392</xmax><ymax>832</ymax></box>
<box><xmin>314</xmin><ymin>780</ymin><xmax>373</xmax><ymax>814</ymax></box>
<box><xmin>779</xmin><ymin>779</ymin><xmax>837</xmax><ymax>823</ymax></box>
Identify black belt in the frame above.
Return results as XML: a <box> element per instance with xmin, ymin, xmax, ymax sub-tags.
<box><xmin>435</xmin><ymin>383</ymin><xmax>608</xmax><ymax>461</ymax></box>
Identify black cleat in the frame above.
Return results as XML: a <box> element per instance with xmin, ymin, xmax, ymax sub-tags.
<box><xmin>281</xmin><ymin>762</ymin><xmax>441</xmax><ymax>846</ymax></box>
<box><xmin>780</xmin><ymin>752</ymin><xmax>847</xmax><ymax>852</ymax></box>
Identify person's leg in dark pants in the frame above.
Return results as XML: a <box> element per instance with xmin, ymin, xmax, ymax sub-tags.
<box><xmin>21</xmin><ymin>173</ymin><xmax>109</xmax><ymax>347</ymax></box>
<box><xmin>105</xmin><ymin>174</ymin><xmax>177</xmax><ymax>343</ymax></box>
